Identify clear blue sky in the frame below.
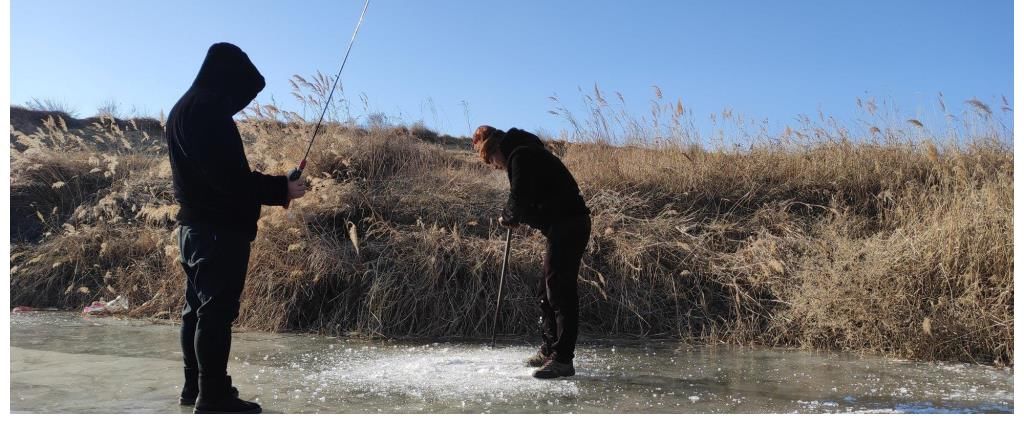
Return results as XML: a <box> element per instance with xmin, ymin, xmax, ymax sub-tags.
<box><xmin>10</xmin><ymin>0</ymin><xmax>1013</xmax><ymax>138</ymax></box>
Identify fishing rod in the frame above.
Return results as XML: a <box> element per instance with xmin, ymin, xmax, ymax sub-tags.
<box><xmin>490</xmin><ymin>227</ymin><xmax>513</xmax><ymax>348</ymax></box>
<box><xmin>287</xmin><ymin>0</ymin><xmax>372</xmax><ymax>190</ymax></box>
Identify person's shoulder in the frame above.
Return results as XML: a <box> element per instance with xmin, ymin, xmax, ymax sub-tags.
<box><xmin>509</xmin><ymin>144</ymin><xmax>547</xmax><ymax>160</ymax></box>
<box><xmin>507</xmin><ymin>128</ymin><xmax>544</xmax><ymax>144</ymax></box>
<box><xmin>508</xmin><ymin>147</ymin><xmax>554</xmax><ymax>175</ymax></box>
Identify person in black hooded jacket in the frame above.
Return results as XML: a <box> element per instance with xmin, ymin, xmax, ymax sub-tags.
<box><xmin>473</xmin><ymin>125</ymin><xmax>591</xmax><ymax>379</ymax></box>
<box><xmin>167</xmin><ymin>42</ymin><xmax>306</xmax><ymax>414</ymax></box>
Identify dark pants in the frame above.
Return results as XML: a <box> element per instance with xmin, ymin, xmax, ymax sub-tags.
<box><xmin>538</xmin><ymin>214</ymin><xmax>591</xmax><ymax>363</ymax></box>
<box><xmin>178</xmin><ymin>224</ymin><xmax>251</xmax><ymax>398</ymax></box>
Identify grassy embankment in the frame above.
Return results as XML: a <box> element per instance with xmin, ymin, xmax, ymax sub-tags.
<box><xmin>8</xmin><ymin>90</ymin><xmax>1013</xmax><ymax>365</ymax></box>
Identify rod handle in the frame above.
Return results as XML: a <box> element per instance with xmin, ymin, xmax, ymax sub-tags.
<box><xmin>284</xmin><ymin>160</ymin><xmax>305</xmax><ymax>209</ymax></box>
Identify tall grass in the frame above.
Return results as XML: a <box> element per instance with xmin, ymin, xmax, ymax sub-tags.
<box><xmin>7</xmin><ymin>87</ymin><xmax>1013</xmax><ymax>366</ymax></box>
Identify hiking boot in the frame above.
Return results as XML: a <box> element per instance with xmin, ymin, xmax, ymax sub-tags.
<box><xmin>180</xmin><ymin>380</ymin><xmax>239</xmax><ymax>406</ymax></box>
<box><xmin>525</xmin><ymin>351</ymin><xmax>549</xmax><ymax>367</ymax></box>
<box><xmin>194</xmin><ymin>395</ymin><xmax>262</xmax><ymax>414</ymax></box>
<box><xmin>193</xmin><ymin>376</ymin><xmax>261</xmax><ymax>414</ymax></box>
<box><xmin>532</xmin><ymin>359</ymin><xmax>575</xmax><ymax>379</ymax></box>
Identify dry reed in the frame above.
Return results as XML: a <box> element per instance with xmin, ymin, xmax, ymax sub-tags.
<box><xmin>7</xmin><ymin>88</ymin><xmax>1013</xmax><ymax>366</ymax></box>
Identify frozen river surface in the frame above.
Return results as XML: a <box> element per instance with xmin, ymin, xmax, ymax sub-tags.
<box><xmin>10</xmin><ymin>313</ymin><xmax>1013</xmax><ymax>413</ymax></box>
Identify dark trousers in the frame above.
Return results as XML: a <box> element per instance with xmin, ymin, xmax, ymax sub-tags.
<box><xmin>178</xmin><ymin>224</ymin><xmax>251</xmax><ymax>397</ymax></box>
<box><xmin>538</xmin><ymin>214</ymin><xmax>591</xmax><ymax>363</ymax></box>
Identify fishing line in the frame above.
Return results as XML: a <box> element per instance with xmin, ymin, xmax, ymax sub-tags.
<box><xmin>289</xmin><ymin>0</ymin><xmax>372</xmax><ymax>182</ymax></box>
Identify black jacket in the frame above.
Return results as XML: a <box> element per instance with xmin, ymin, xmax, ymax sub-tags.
<box><xmin>500</xmin><ymin>128</ymin><xmax>589</xmax><ymax>232</ymax></box>
<box><xmin>167</xmin><ymin>43</ymin><xmax>289</xmax><ymax>240</ymax></box>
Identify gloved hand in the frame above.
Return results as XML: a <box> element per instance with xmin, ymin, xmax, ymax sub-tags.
<box><xmin>498</xmin><ymin>216</ymin><xmax>518</xmax><ymax>228</ymax></box>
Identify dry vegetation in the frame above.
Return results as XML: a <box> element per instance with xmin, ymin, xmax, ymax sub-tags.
<box><xmin>7</xmin><ymin>87</ymin><xmax>1014</xmax><ymax>366</ymax></box>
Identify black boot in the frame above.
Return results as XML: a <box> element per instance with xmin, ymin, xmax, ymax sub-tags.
<box><xmin>193</xmin><ymin>375</ymin><xmax>261</xmax><ymax>414</ymax></box>
<box><xmin>532</xmin><ymin>358</ymin><xmax>575</xmax><ymax>379</ymax></box>
<box><xmin>180</xmin><ymin>370</ymin><xmax>240</xmax><ymax>406</ymax></box>
<box><xmin>525</xmin><ymin>350</ymin><xmax>550</xmax><ymax>367</ymax></box>
<box><xmin>179</xmin><ymin>368</ymin><xmax>200</xmax><ymax>405</ymax></box>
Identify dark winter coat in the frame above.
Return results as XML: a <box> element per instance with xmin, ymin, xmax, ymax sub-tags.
<box><xmin>167</xmin><ymin>43</ymin><xmax>289</xmax><ymax>240</ymax></box>
<box><xmin>499</xmin><ymin>128</ymin><xmax>589</xmax><ymax>233</ymax></box>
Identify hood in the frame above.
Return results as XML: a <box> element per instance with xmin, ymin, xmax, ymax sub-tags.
<box><xmin>499</xmin><ymin>128</ymin><xmax>545</xmax><ymax>160</ymax></box>
<box><xmin>191</xmin><ymin>42</ymin><xmax>266</xmax><ymax>114</ymax></box>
